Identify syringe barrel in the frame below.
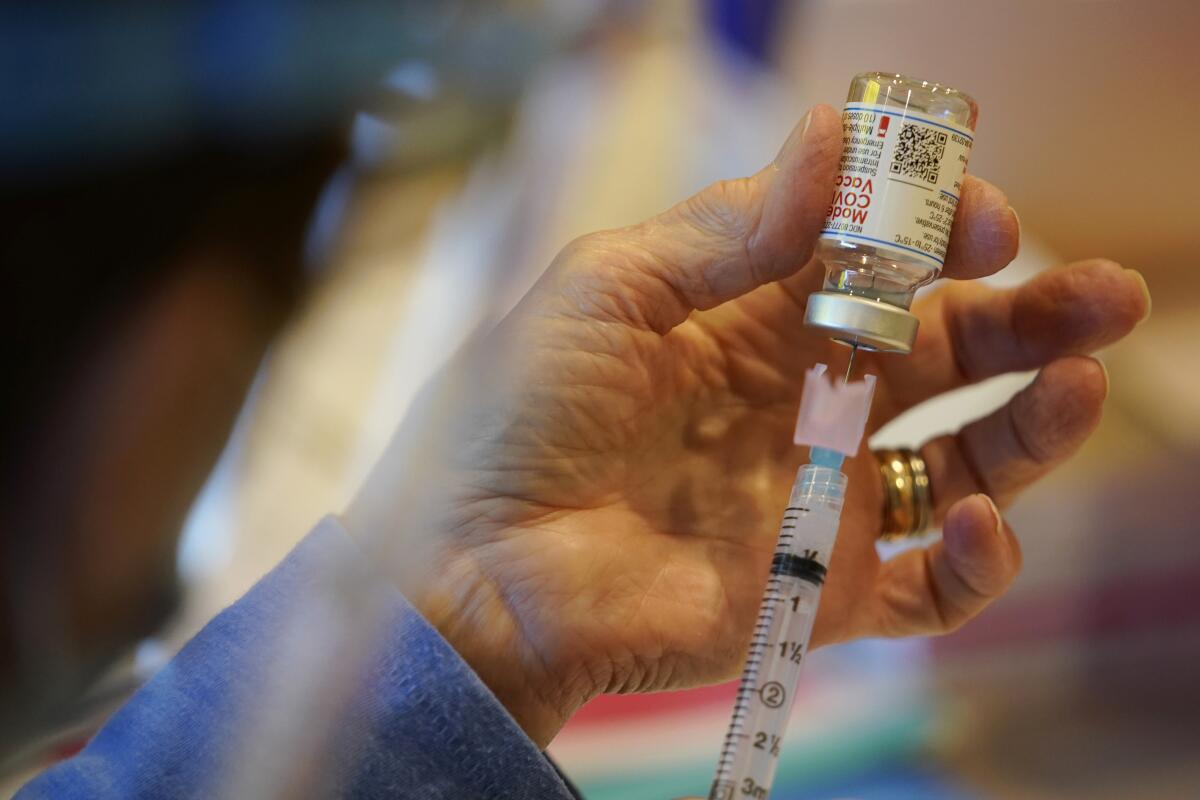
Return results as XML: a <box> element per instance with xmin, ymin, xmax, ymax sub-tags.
<box><xmin>708</xmin><ymin>464</ymin><xmax>847</xmax><ymax>800</ymax></box>
<box><xmin>788</xmin><ymin>465</ymin><xmax>847</xmax><ymax>538</ymax></box>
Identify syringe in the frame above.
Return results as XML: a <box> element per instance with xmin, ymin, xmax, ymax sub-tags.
<box><xmin>707</xmin><ymin>448</ymin><xmax>847</xmax><ymax>800</ymax></box>
<box><xmin>707</xmin><ymin>361</ymin><xmax>874</xmax><ymax>800</ymax></box>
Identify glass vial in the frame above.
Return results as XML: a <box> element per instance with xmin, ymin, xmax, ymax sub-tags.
<box><xmin>804</xmin><ymin>72</ymin><xmax>978</xmax><ymax>353</ymax></box>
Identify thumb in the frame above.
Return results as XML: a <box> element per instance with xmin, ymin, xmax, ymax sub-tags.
<box><xmin>548</xmin><ymin>104</ymin><xmax>842</xmax><ymax>334</ymax></box>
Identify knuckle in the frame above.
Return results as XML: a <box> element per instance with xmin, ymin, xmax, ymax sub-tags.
<box><xmin>546</xmin><ymin>228</ymin><xmax>687</xmax><ymax>332</ymax></box>
<box><xmin>680</xmin><ymin>178</ymin><xmax>755</xmax><ymax>241</ymax></box>
<box><xmin>555</xmin><ymin>230</ymin><xmax>620</xmax><ymax>267</ymax></box>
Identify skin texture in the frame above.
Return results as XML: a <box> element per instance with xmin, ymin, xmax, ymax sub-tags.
<box><xmin>348</xmin><ymin>105</ymin><xmax>1151</xmax><ymax>747</ymax></box>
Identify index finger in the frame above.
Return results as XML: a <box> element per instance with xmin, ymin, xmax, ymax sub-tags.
<box><xmin>940</xmin><ymin>175</ymin><xmax>1020</xmax><ymax>280</ymax></box>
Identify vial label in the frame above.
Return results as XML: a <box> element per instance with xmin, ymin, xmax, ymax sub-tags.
<box><xmin>820</xmin><ymin>103</ymin><xmax>973</xmax><ymax>267</ymax></box>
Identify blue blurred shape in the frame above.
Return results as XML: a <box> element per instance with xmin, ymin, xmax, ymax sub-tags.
<box><xmin>703</xmin><ymin>0</ymin><xmax>786</xmax><ymax>65</ymax></box>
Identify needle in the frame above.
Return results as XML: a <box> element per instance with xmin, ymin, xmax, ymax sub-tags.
<box><xmin>843</xmin><ymin>343</ymin><xmax>858</xmax><ymax>383</ymax></box>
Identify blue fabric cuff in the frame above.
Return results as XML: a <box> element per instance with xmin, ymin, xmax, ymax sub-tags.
<box><xmin>19</xmin><ymin>517</ymin><xmax>575</xmax><ymax>800</ymax></box>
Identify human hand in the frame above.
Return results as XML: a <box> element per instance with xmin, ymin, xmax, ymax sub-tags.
<box><xmin>348</xmin><ymin>105</ymin><xmax>1150</xmax><ymax>747</ymax></box>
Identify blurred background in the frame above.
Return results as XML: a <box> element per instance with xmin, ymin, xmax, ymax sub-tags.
<box><xmin>4</xmin><ymin>0</ymin><xmax>1199</xmax><ymax>797</ymax></box>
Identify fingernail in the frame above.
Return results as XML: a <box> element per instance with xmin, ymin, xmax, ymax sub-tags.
<box><xmin>1008</xmin><ymin>206</ymin><xmax>1021</xmax><ymax>242</ymax></box>
<box><xmin>1126</xmin><ymin>269</ymin><xmax>1152</xmax><ymax>323</ymax></box>
<box><xmin>1089</xmin><ymin>356</ymin><xmax>1111</xmax><ymax>399</ymax></box>
<box><xmin>977</xmin><ymin>494</ymin><xmax>1002</xmax><ymax>534</ymax></box>
<box><xmin>773</xmin><ymin>108</ymin><xmax>814</xmax><ymax>168</ymax></box>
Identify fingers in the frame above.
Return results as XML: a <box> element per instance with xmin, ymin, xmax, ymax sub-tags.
<box><xmin>877</xmin><ymin>258</ymin><xmax>1149</xmax><ymax>419</ymax></box>
<box><xmin>545</xmin><ymin>105</ymin><xmax>843</xmax><ymax>334</ymax></box>
<box><xmin>873</xmin><ymin>493</ymin><xmax>1021</xmax><ymax>638</ymax></box>
<box><xmin>939</xmin><ymin>176</ymin><xmax>1020</xmax><ymax>280</ymax></box>
<box><xmin>863</xmin><ymin>357</ymin><xmax>1101</xmax><ymax>639</ymax></box>
<box><xmin>544</xmin><ymin>107</ymin><xmax>1016</xmax><ymax>335</ymax></box>
<box><xmin>920</xmin><ymin>355</ymin><xmax>1108</xmax><ymax>520</ymax></box>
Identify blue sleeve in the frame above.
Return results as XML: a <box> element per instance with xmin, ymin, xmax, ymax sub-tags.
<box><xmin>18</xmin><ymin>517</ymin><xmax>576</xmax><ymax>800</ymax></box>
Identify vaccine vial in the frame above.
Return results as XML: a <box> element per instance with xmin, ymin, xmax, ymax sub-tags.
<box><xmin>804</xmin><ymin>72</ymin><xmax>978</xmax><ymax>353</ymax></box>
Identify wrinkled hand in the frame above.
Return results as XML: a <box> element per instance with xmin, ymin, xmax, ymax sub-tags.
<box><xmin>349</xmin><ymin>105</ymin><xmax>1149</xmax><ymax>747</ymax></box>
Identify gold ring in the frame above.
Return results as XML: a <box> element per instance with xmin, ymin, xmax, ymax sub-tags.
<box><xmin>875</xmin><ymin>448</ymin><xmax>933</xmax><ymax>539</ymax></box>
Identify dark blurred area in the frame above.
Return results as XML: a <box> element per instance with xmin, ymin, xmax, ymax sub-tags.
<box><xmin>0</xmin><ymin>0</ymin><xmax>591</xmax><ymax>770</ymax></box>
<box><xmin>0</xmin><ymin>133</ymin><xmax>336</xmax><ymax>750</ymax></box>
<box><xmin>2</xmin><ymin>1</ymin><xmax>1198</xmax><ymax>797</ymax></box>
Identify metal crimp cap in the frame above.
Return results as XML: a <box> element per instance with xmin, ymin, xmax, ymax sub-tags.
<box><xmin>804</xmin><ymin>291</ymin><xmax>919</xmax><ymax>354</ymax></box>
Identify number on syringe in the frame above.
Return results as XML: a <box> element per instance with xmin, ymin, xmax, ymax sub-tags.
<box><xmin>742</xmin><ymin>777</ymin><xmax>768</xmax><ymax>798</ymax></box>
<box><xmin>752</xmin><ymin>731</ymin><xmax>782</xmax><ymax>756</ymax></box>
<box><xmin>777</xmin><ymin>641</ymin><xmax>803</xmax><ymax>663</ymax></box>
<box><xmin>758</xmin><ymin>681</ymin><xmax>786</xmax><ymax>709</ymax></box>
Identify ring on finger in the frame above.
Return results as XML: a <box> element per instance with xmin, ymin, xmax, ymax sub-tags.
<box><xmin>874</xmin><ymin>448</ymin><xmax>932</xmax><ymax>540</ymax></box>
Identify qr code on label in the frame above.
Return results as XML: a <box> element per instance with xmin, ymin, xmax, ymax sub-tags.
<box><xmin>889</xmin><ymin>123</ymin><xmax>948</xmax><ymax>185</ymax></box>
